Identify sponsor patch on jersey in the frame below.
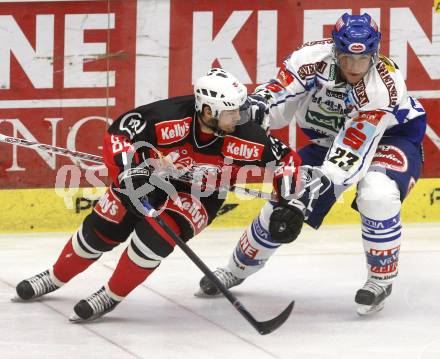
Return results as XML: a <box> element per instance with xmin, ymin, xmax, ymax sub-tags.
<box><xmin>221</xmin><ymin>136</ymin><xmax>264</xmax><ymax>162</ymax></box>
<box><xmin>276</xmin><ymin>63</ymin><xmax>294</xmax><ymax>87</ymax></box>
<box><xmin>376</xmin><ymin>61</ymin><xmax>398</xmax><ymax>107</ymax></box>
<box><xmin>371</xmin><ymin>144</ymin><xmax>408</xmax><ymax>172</ymax></box>
<box><xmin>353</xmin><ymin>111</ymin><xmax>386</xmax><ymax>126</ymax></box>
<box><xmin>155</xmin><ymin>117</ymin><xmax>192</xmax><ymax>145</ymax></box>
<box><xmin>298</xmin><ymin>63</ymin><xmax>316</xmax><ymax>80</ymax></box>
<box><xmin>93</xmin><ymin>186</ymin><xmax>126</xmax><ymax>224</ymax></box>
<box><xmin>326</xmin><ymin>88</ymin><xmax>345</xmax><ymax>100</ymax></box>
<box><xmin>265</xmin><ymin>82</ymin><xmax>284</xmax><ymax>93</ymax></box>
<box><xmin>353</xmin><ymin>79</ymin><xmax>369</xmax><ymax>106</ymax></box>
<box><xmin>297</xmin><ymin>39</ymin><xmax>334</xmax><ymax>50</ymax></box>
<box><xmin>328</xmin><ymin>64</ymin><xmax>337</xmax><ymax>80</ymax></box>
<box><xmin>119</xmin><ymin>112</ymin><xmax>146</xmax><ymax>140</ymax></box>
<box><xmin>348</xmin><ymin>43</ymin><xmax>366</xmax><ymax>54</ymax></box>
<box><xmin>315</xmin><ymin>61</ymin><xmax>328</xmax><ymax>74</ymax></box>
<box><xmin>165</xmin><ymin>192</ymin><xmax>208</xmax><ymax>236</ymax></box>
<box><xmin>305</xmin><ymin>110</ymin><xmax>345</xmax><ymax>133</ymax></box>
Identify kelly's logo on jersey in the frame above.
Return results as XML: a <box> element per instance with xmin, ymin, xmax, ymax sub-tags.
<box><xmin>222</xmin><ymin>136</ymin><xmax>264</xmax><ymax>161</ymax></box>
<box><xmin>94</xmin><ymin>187</ymin><xmax>126</xmax><ymax>224</ymax></box>
<box><xmin>165</xmin><ymin>192</ymin><xmax>208</xmax><ymax>235</ymax></box>
<box><xmin>155</xmin><ymin>117</ymin><xmax>192</xmax><ymax>145</ymax></box>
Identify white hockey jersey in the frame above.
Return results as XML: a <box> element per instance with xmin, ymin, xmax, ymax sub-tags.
<box><xmin>258</xmin><ymin>39</ymin><xmax>426</xmax><ymax>186</ymax></box>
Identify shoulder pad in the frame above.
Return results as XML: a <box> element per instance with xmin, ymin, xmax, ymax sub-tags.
<box><xmin>285</xmin><ymin>40</ymin><xmax>335</xmax><ymax>82</ymax></box>
<box><xmin>355</xmin><ymin>58</ymin><xmax>407</xmax><ymax>110</ymax></box>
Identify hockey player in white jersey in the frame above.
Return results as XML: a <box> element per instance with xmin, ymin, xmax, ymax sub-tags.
<box><xmin>196</xmin><ymin>13</ymin><xmax>427</xmax><ymax>315</ymax></box>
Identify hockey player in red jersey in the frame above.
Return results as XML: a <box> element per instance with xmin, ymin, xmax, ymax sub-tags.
<box><xmin>13</xmin><ymin>68</ymin><xmax>310</xmax><ymax>322</ymax></box>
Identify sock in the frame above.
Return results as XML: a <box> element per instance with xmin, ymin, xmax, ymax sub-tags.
<box><xmin>107</xmin><ymin>248</ymin><xmax>156</xmax><ymax>298</ymax></box>
<box><xmin>52</xmin><ymin>238</ymin><xmax>97</xmax><ymax>283</ymax></box>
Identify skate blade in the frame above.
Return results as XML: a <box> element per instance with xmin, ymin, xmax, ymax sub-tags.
<box><xmin>10</xmin><ymin>295</ymin><xmax>39</xmax><ymax>302</ymax></box>
<box><xmin>194</xmin><ymin>289</ymin><xmax>220</xmax><ymax>298</ymax></box>
<box><xmin>11</xmin><ymin>295</ymin><xmax>25</xmax><ymax>302</ymax></box>
<box><xmin>356</xmin><ymin>301</ymin><xmax>385</xmax><ymax>316</ymax></box>
<box><xmin>69</xmin><ymin>311</ymin><xmax>109</xmax><ymax>323</ymax></box>
<box><xmin>69</xmin><ymin>313</ymin><xmax>90</xmax><ymax>323</ymax></box>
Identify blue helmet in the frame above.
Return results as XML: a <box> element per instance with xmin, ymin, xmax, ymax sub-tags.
<box><xmin>332</xmin><ymin>13</ymin><xmax>381</xmax><ymax>55</ymax></box>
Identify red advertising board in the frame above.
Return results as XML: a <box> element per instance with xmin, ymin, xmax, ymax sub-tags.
<box><xmin>0</xmin><ymin>0</ymin><xmax>136</xmax><ymax>188</ymax></box>
<box><xmin>0</xmin><ymin>0</ymin><xmax>438</xmax><ymax>190</ymax></box>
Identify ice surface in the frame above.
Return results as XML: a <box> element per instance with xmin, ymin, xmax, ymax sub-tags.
<box><xmin>1</xmin><ymin>223</ymin><xmax>440</xmax><ymax>359</ymax></box>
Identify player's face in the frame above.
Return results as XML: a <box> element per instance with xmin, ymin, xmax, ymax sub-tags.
<box><xmin>337</xmin><ymin>53</ymin><xmax>373</xmax><ymax>85</ymax></box>
<box><xmin>217</xmin><ymin>109</ymin><xmax>240</xmax><ymax>133</ymax></box>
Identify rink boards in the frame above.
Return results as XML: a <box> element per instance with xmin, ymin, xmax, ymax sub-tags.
<box><xmin>0</xmin><ymin>178</ymin><xmax>438</xmax><ymax>232</ymax></box>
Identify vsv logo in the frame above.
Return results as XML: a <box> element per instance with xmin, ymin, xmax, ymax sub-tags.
<box><xmin>222</xmin><ymin>136</ymin><xmax>264</xmax><ymax>161</ymax></box>
<box><xmin>368</xmin><ymin>246</ymin><xmax>400</xmax><ymax>274</ymax></box>
<box><xmin>155</xmin><ymin>117</ymin><xmax>192</xmax><ymax>145</ymax></box>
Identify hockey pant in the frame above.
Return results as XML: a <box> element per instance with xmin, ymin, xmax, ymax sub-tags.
<box><xmin>225</xmin><ymin>170</ymin><xmax>402</xmax><ymax>285</ymax></box>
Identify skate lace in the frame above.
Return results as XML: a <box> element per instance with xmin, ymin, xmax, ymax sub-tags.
<box><xmin>86</xmin><ymin>288</ymin><xmax>115</xmax><ymax>315</ymax></box>
<box><xmin>362</xmin><ymin>280</ymin><xmax>385</xmax><ymax>296</ymax></box>
<box><xmin>28</xmin><ymin>271</ymin><xmax>57</xmax><ymax>297</ymax></box>
<box><xmin>214</xmin><ymin>268</ymin><xmax>242</xmax><ymax>288</ymax></box>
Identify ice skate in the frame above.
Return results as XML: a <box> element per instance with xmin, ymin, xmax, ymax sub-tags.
<box><xmin>355</xmin><ymin>279</ymin><xmax>392</xmax><ymax>316</ymax></box>
<box><xmin>12</xmin><ymin>270</ymin><xmax>60</xmax><ymax>301</ymax></box>
<box><xmin>195</xmin><ymin>268</ymin><xmax>244</xmax><ymax>297</ymax></box>
<box><xmin>69</xmin><ymin>286</ymin><xmax>120</xmax><ymax>322</ymax></box>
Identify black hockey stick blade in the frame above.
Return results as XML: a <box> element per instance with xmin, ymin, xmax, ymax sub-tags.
<box><xmin>237</xmin><ymin>300</ymin><xmax>294</xmax><ymax>335</ymax></box>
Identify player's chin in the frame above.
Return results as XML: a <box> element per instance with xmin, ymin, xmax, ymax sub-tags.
<box><xmin>222</xmin><ymin>125</ymin><xmax>236</xmax><ymax>134</ymax></box>
<box><xmin>346</xmin><ymin>74</ymin><xmax>364</xmax><ymax>85</ymax></box>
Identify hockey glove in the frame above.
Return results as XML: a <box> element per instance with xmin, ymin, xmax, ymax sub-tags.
<box><xmin>269</xmin><ymin>166</ymin><xmax>332</xmax><ymax>243</ymax></box>
<box><xmin>243</xmin><ymin>94</ymin><xmax>270</xmax><ymax>130</ymax></box>
<box><xmin>269</xmin><ymin>205</ymin><xmax>304</xmax><ymax>243</ymax></box>
<box><xmin>116</xmin><ymin>165</ymin><xmax>155</xmax><ymax>218</ymax></box>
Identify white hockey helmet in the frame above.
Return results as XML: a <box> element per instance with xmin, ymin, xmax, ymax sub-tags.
<box><xmin>194</xmin><ymin>68</ymin><xmax>248</xmax><ymax>120</ymax></box>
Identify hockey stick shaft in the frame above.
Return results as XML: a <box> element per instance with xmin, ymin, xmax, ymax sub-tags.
<box><xmin>0</xmin><ymin>133</ymin><xmax>277</xmax><ymax>201</ymax></box>
<box><xmin>142</xmin><ymin>202</ymin><xmax>294</xmax><ymax>335</ymax></box>
<box><xmin>0</xmin><ymin>133</ymin><xmax>104</xmax><ymax>164</ymax></box>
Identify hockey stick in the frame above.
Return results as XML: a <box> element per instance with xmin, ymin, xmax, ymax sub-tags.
<box><xmin>0</xmin><ymin>132</ymin><xmax>293</xmax><ymax>332</ymax></box>
<box><xmin>142</xmin><ymin>201</ymin><xmax>294</xmax><ymax>335</ymax></box>
<box><xmin>0</xmin><ymin>133</ymin><xmax>277</xmax><ymax>201</ymax></box>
